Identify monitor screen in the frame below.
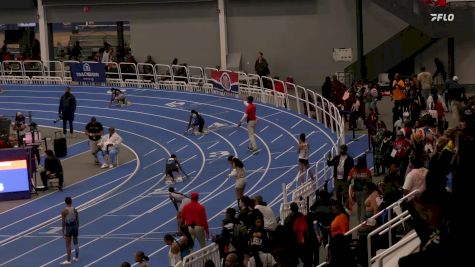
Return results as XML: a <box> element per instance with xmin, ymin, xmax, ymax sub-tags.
<box><xmin>0</xmin><ymin>160</ymin><xmax>30</xmax><ymax>193</ymax></box>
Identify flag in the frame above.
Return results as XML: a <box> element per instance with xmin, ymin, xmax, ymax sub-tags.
<box><xmin>211</xmin><ymin>70</ymin><xmax>239</xmax><ymax>93</ymax></box>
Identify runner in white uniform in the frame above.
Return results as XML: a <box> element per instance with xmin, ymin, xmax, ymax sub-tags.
<box><xmin>298</xmin><ymin>133</ymin><xmax>314</xmax><ymax>183</ymax></box>
<box><xmin>227</xmin><ymin>155</ymin><xmax>247</xmax><ymax>207</ymax></box>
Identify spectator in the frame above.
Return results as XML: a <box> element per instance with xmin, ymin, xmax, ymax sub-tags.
<box><xmin>292</xmin><ymin>211</ymin><xmax>316</xmax><ymax>267</ymax></box>
<box><xmin>332</xmin><ymin>75</ymin><xmax>346</xmax><ymax>107</ymax></box>
<box><xmin>283</xmin><ymin>202</ymin><xmax>302</xmax><ymax>230</ymax></box>
<box><xmin>40</xmin><ymin>150</ymin><xmax>64</xmax><ymax>191</ymax></box>
<box><xmin>403</xmin><ymin>156</ymin><xmax>428</xmax><ymax>196</ymax></box>
<box><xmin>204</xmin><ymin>260</ymin><xmax>216</xmax><ymax>267</ymax></box>
<box><xmin>427</xmin><ymin>88</ymin><xmax>447</xmax><ymax>134</ymax></box>
<box><xmin>84</xmin><ymin>117</ymin><xmax>103</xmax><ymax>164</ymax></box>
<box><xmin>273</xmin><ymin>77</ymin><xmax>285</xmax><ymax>93</ymax></box>
<box><xmin>327</xmin><ymin>144</ymin><xmax>354</xmax><ymax>206</ymax></box>
<box><xmin>417</xmin><ymin>67</ymin><xmax>433</xmax><ymax>99</ymax></box>
<box><xmin>348</xmin><ymin>156</ymin><xmax>372</xmax><ymax>223</ymax></box>
<box><xmin>392</xmin><ymin>130</ymin><xmax>411</xmax><ymax>176</ymax></box>
<box><xmin>181</xmin><ymin>192</ymin><xmax>209</xmax><ymax>248</ymax></box>
<box><xmin>364</xmin><ymin>182</ymin><xmax>382</xmax><ymax>218</ymax></box>
<box><xmin>71</xmin><ymin>41</ymin><xmax>82</xmax><ymax>60</ymax></box>
<box><xmin>254</xmin><ymin>52</ymin><xmax>270</xmax><ymax>77</ymax></box>
<box><xmin>328</xmin><ymin>234</ymin><xmax>356</xmax><ymax>267</ymax></box>
<box><xmin>253</xmin><ymin>196</ymin><xmax>277</xmax><ymax>232</ymax></box>
<box><xmin>425</xmin><ymin>135</ymin><xmax>453</xmax><ymax>195</ymax></box>
<box><xmin>97</xmin><ymin>127</ymin><xmax>122</xmax><ymax>169</ymax></box>
<box><xmin>31</xmin><ymin>39</ymin><xmax>40</xmax><ymax>60</ymax></box>
<box><xmin>445</xmin><ymin>75</ymin><xmax>465</xmax><ymax>125</ymax></box>
<box><xmin>433</xmin><ymin>57</ymin><xmax>446</xmax><ymax>82</ymax></box>
<box><xmin>58</xmin><ymin>87</ymin><xmax>77</xmax><ymax>135</ymax></box>
<box><xmin>247</xmin><ymin>216</ymin><xmax>271</xmax><ymax>266</ymax></box>
<box><xmin>373</xmin><ymin>121</ymin><xmax>387</xmax><ymax>175</ymax></box>
<box><xmin>1</xmin><ymin>40</ymin><xmax>7</xmax><ymax>55</ymax></box>
<box><xmin>134</xmin><ymin>251</ymin><xmax>149</xmax><ymax>267</ymax></box>
<box><xmin>330</xmin><ymin>201</ymin><xmax>349</xmax><ymax>237</ymax></box>
<box><xmin>238</xmin><ymin>196</ymin><xmax>263</xmax><ymax>230</ymax></box>
<box><xmin>369</xmin><ymin>83</ymin><xmax>379</xmax><ymax>113</ymax></box>
<box><xmin>120</xmin><ymin>262</ymin><xmax>131</xmax><ymax>267</ymax></box>
<box><xmin>392</xmin><ymin>73</ymin><xmax>406</xmax><ymax>127</ymax></box>
<box><xmin>321</xmin><ymin>76</ymin><xmax>333</xmax><ymax>103</ymax></box>
<box><xmin>102</xmin><ymin>47</ymin><xmax>111</xmax><ymax>63</ymax></box>
<box><xmin>224</xmin><ymin>253</ymin><xmax>241</xmax><ymax>267</ymax></box>
<box><xmin>217</xmin><ymin>208</ymin><xmax>246</xmax><ymax>261</ymax></box>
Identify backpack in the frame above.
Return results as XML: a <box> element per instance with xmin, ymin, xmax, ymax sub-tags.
<box><xmin>293</xmin><ymin>215</ymin><xmax>309</xmax><ymax>245</ymax></box>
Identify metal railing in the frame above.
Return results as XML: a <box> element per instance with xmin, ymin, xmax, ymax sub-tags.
<box><xmin>174</xmin><ymin>243</ymin><xmax>221</xmax><ymax>267</ymax></box>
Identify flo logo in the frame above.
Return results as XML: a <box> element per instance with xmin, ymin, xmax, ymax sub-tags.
<box><xmin>424</xmin><ymin>0</ymin><xmax>454</xmax><ymax>22</ymax></box>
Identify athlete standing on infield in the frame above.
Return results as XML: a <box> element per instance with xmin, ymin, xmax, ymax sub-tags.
<box><xmin>60</xmin><ymin>197</ymin><xmax>79</xmax><ymax>265</ymax></box>
<box><xmin>238</xmin><ymin>96</ymin><xmax>258</xmax><ymax>152</ymax></box>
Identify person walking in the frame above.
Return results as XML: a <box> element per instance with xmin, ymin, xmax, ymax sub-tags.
<box><xmin>181</xmin><ymin>192</ymin><xmax>209</xmax><ymax>248</ymax></box>
<box><xmin>84</xmin><ymin>117</ymin><xmax>103</xmax><ymax>164</ymax></box>
<box><xmin>60</xmin><ymin>197</ymin><xmax>79</xmax><ymax>265</ymax></box>
<box><xmin>348</xmin><ymin>156</ymin><xmax>372</xmax><ymax>223</ymax></box>
<box><xmin>238</xmin><ymin>96</ymin><xmax>258</xmax><ymax>152</ymax></box>
<box><xmin>227</xmin><ymin>155</ymin><xmax>247</xmax><ymax>206</ymax></box>
<box><xmin>58</xmin><ymin>87</ymin><xmax>77</xmax><ymax>136</ymax></box>
<box><xmin>297</xmin><ymin>133</ymin><xmax>314</xmax><ymax>183</ymax></box>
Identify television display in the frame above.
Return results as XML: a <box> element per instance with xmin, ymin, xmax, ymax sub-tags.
<box><xmin>0</xmin><ymin>160</ymin><xmax>30</xmax><ymax>194</ymax></box>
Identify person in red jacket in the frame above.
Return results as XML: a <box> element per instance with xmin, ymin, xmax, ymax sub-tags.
<box><xmin>238</xmin><ymin>96</ymin><xmax>258</xmax><ymax>152</ymax></box>
<box><xmin>181</xmin><ymin>192</ymin><xmax>209</xmax><ymax>248</ymax></box>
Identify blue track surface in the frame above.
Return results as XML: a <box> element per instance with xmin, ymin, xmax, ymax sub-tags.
<box><xmin>0</xmin><ymin>85</ymin><xmax>368</xmax><ymax>266</ymax></box>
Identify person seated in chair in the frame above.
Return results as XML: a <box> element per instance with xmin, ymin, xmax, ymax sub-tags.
<box><xmin>40</xmin><ymin>150</ymin><xmax>64</xmax><ymax>191</ymax></box>
<box><xmin>13</xmin><ymin>112</ymin><xmax>27</xmax><ymax>145</ymax></box>
<box><xmin>97</xmin><ymin>127</ymin><xmax>122</xmax><ymax>169</ymax></box>
<box><xmin>110</xmin><ymin>88</ymin><xmax>127</xmax><ymax>106</ymax></box>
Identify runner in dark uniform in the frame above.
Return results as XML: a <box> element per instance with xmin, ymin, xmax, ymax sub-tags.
<box><xmin>165</xmin><ymin>154</ymin><xmax>183</xmax><ymax>185</ymax></box>
<box><xmin>60</xmin><ymin>197</ymin><xmax>79</xmax><ymax>265</ymax></box>
<box><xmin>186</xmin><ymin>110</ymin><xmax>205</xmax><ymax>135</ymax></box>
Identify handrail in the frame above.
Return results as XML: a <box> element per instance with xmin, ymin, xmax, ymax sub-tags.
<box><xmin>345</xmin><ymin>189</ymin><xmax>419</xmax><ymax>236</ymax></box>
<box><xmin>374</xmin><ymin>231</ymin><xmax>419</xmax><ymax>267</ymax></box>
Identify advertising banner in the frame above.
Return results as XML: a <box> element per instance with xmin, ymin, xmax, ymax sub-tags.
<box><xmin>70</xmin><ymin>62</ymin><xmax>106</xmax><ymax>83</ymax></box>
<box><xmin>211</xmin><ymin>70</ymin><xmax>239</xmax><ymax>93</ymax></box>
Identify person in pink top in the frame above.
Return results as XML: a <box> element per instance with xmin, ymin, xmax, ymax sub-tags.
<box><xmin>181</xmin><ymin>192</ymin><xmax>209</xmax><ymax>248</ymax></box>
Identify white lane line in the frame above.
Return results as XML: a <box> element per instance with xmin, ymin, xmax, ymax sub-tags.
<box><xmin>228</xmin><ymin>130</ymin><xmax>237</xmax><ymax>136</ymax></box>
<box><xmin>207</xmin><ymin>141</ymin><xmax>220</xmax><ymax>150</ymax></box>
<box><xmin>306</xmin><ymin>131</ymin><xmax>316</xmax><ymax>138</ymax></box>
<box><xmin>271</xmin><ymin>150</ymin><xmax>296</xmax><ymax>155</ymax></box>
<box><xmin>239</xmin><ymin>139</ymin><xmax>248</xmax><ymax>147</ymax></box>
<box><xmin>261</xmin><ymin>111</ymin><xmax>282</xmax><ymax>118</ymax></box>
<box><xmin>271</xmin><ymin>134</ymin><xmax>283</xmax><ymax>143</ymax></box>
<box><xmin>247</xmin><ymin>164</ymin><xmax>298</xmax><ymax>172</ymax></box>
<box><xmin>198</xmin><ymin>135</ymin><xmax>205</xmax><ymax>140</ymax></box>
<box><xmin>175</xmin><ymin>145</ymin><xmax>189</xmax><ymax>153</ymax></box>
<box><xmin>291</xmin><ymin>119</ymin><xmax>303</xmax><ymax>129</ymax></box>
<box><xmin>181</xmin><ymin>155</ymin><xmax>196</xmax><ymax>165</ymax></box>
<box><xmin>242</xmin><ymin>150</ymin><xmax>261</xmax><ymax>161</ymax></box>
<box><xmin>259</xmin><ymin>126</ymin><xmax>269</xmax><ymax>133</ymax></box>
<box><xmin>143</xmin><ymin>158</ymin><xmax>164</xmax><ymax>170</ymax></box>
<box><xmin>275</xmin><ymin>146</ymin><xmax>295</xmax><ymax>159</ymax></box>
<box><xmin>143</xmin><ymin>149</ymin><xmax>157</xmax><ymax>157</ymax></box>
<box><xmin>166</xmin><ymin>138</ymin><xmax>176</xmax><ymax>144</ymax></box>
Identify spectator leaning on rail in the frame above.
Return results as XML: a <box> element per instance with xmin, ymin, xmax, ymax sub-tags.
<box><xmin>181</xmin><ymin>192</ymin><xmax>209</xmax><ymax>249</ymax></box>
<box><xmin>97</xmin><ymin>127</ymin><xmax>122</xmax><ymax>169</ymax></box>
<box><xmin>58</xmin><ymin>87</ymin><xmax>77</xmax><ymax>135</ymax></box>
<box><xmin>84</xmin><ymin>117</ymin><xmax>103</xmax><ymax>165</ymax></box>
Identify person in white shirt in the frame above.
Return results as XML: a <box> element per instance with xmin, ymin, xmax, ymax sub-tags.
<box><xmin>417</xmin><ymin>67</ymin><xmax>433</xmax><ymax>99</ymax></box>
<box><xmin>403</xmin><ymin>157</ymin><xmax>428</xmax><ymax>197</ymax></box>
<box><xmin>297</xmin><ymin>133</ymin><xmax>314</xmax><ymax>183</ymax></box>
<box><xmin>227</xmin><ymin>156</ymin><xmax>247</xmax><ymax>207</ymax></box>
<box><xmin>253</xmin><ymin>196</ymin><xmax>277</xmax><ymax>232</ymax></box>
<box><xmin>101</xmin><ymin>47</ymin><xmax>111</xmax><ymax>63</ymax></box>
<box><xmin>97</xmin><ymin>127</ymin><xmax>122</xmax><ymax>169</ymax></box>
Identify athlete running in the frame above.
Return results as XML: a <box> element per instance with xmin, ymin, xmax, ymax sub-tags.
<box><xmin>186</xmin><ymin>110</ymin><xmax>205</xmax><ymax>135</ymax></box>
<box><xmin>227</xmin><ymin>155</ymin><xmax>247</xmax><ymax>207</ymax></box>
<box><xmin>60</xmin><ymin>197</ymin><xmax>79</xmax><ymax>265</ymax></box>
<box><xmin>297</xmin><ymin>133</ymin><xmax>314</xmax><ymax>183</ymax></box>
<box><xmin>165</xmin><ymin>154</ymin><xmax>184</xmax><ymax>185</ymax></box>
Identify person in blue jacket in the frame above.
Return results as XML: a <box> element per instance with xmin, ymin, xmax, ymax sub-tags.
<box><xmin>58</xmin><ymin>87</ymin><xmax>77</xmax><ymax>135</ymax></box>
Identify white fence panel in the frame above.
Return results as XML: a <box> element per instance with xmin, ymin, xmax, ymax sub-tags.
<box><xmin>175</xmin><ymin>243</ymin><xmax>221</xmax><ymax>267</ymax></box>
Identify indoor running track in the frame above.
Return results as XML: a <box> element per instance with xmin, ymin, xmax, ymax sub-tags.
<box><xmin>0</xmin><ymin>85</ymin><xmax>368</xmax><ymax>266</ymax></box>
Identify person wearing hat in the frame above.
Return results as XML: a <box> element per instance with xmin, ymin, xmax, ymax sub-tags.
<box><xmin>327</xmin><ymin>144</ymin><xmax>354</xmax><ymax>206</ymax></box>
<box><xmin>238</xmin><ymin>96</ymin><xmax>258</xmax><ymax>153</ymax></box>
<box><xmin>181</xmin><ymin>192</ymin><xmax>209</xmax><ymax>248</ymax></box>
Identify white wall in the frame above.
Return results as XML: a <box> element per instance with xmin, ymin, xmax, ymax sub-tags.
<box><xmin>454</xmin><ymin>36</ymin><xmax>475</xmax><ymax>85</ymax></box>
<box><xmin>414</xmin><ymin>39</ymin><xmax>448</xmax><ymax>78</ymax></box>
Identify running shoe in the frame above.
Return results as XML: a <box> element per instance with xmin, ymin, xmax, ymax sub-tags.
<box><xmin>100</xmin><ymin>163</ymin><xmax>108</xmax><ymax>169</ymax></box>
<box><xmin>72</xmin><ymin>257</ymin><xmax>79</xmax><ymax>262</ymax></box>
<box><xmin>176</xmin><ymin>176</ymin><xmax>183</xmax><ymax>183</ymax></box>
<box><xmin>59</xmin><ymin>260</ymin><xmax>71</xmax><ymax>265</ymax></box>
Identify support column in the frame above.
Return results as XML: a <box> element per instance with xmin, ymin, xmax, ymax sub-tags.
<box><xmin>37</xmin><ymin>0</ymin><xmax>50</xmax><ymax>62</ymax></box>
<box><xmin>218</xmin><ymin>0</ymin><xmax>228</xmax><ymax>69</ymax></box>
<box><xmin>448</xmin><ymin>37</ymin><xmax>455</xmax><ymax>79</ymax></box>
<box><xmin>117</xmin><ymin>21</ymin><xmax>125</xmax><ymax>62</ymax></box>
<box><xmin>356</xmin><ymin>0</ymin><xmax>366</xmax><ymax>80</ymax></box>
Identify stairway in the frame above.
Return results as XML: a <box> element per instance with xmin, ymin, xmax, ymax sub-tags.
<box><xmin>345</xmin><ymin>26</ymin><xmax>437</xmax><ymax>81</ymax></box>
<box><xmin>371</xmin><ymin>0</ymin><xmax>474</xmax><ymax>37</ymax></box>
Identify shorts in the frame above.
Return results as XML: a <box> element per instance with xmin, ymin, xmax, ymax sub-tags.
<box><xmin>166</xmin><ymin>165</ymin><xmax>179</xmax><ymax>176</ymax></box>
<box><xmin>65</xmin><ymin>223</ymin><xmax>79</xmax><ymax>238</ymax></box>
<box><xmin>298</xmin><ymin>158</ymin><xmax>309</xmax><ymax>165</ymax></box>
<box><xmin>236</xmin><ymin>178</ymin><xmax>247</xmax><ymax>190</ymax></box>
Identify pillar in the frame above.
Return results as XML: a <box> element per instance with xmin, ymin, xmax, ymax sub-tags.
<box><xmin>356</xmin><ymin>0</ymin><xmax>366</xmax><ymax>80</ymax></box>
<box><xmin>37</xmin><ymin>0</ymin><xmax>50</xmax><ymax>62</ymax></box>
<box><xmin>448</xmin><ymin>37</ymin><xmax>454</xmax><ymax>79</ymax></box>
<box><xmin>218</xmin><ymin>0</ymin><xmax>228</xmax><ymax>69</ymax></box>
<box><xmin>117</xmin><ymin>21</ymin><xmax>125</xmax><ymax>62</ymax></box>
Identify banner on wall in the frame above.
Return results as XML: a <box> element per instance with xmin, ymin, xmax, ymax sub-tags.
<box><xmin>211</xmin><ymin>70</ymin><xmax>239</xmax><ymax>93</ymax></box>
<box><xmin>70</xmin><ymin>62</ymin><xmax>106</xmax><ymax>83</ymax></box>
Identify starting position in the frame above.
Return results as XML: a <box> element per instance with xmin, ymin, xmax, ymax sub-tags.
<box><xmin>186</xmin><ymin>110</ymin><xmax>205</xmax><ymax>135</ymax></box>
<box><xmin>109</xmin><ymin>88</ymin><xmax>129</xmax><ymax>107</ymax></box>
<box><xmin>165</xmin><ymin>154</ymin><xmax>185</xmax><ymax>185</ymax></box>
<box><xmin>60</xmin><ymin>197</ymin><xmax>79</xmax><ymax>265</ymax></box>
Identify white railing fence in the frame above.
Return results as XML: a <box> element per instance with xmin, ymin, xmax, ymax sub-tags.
<box><xmin>174</xmin><ymin>243</ymin><xmax>221</xmax><ymax>267</ymax></box>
